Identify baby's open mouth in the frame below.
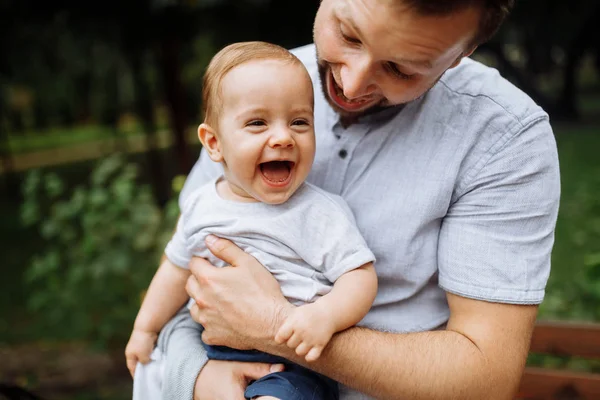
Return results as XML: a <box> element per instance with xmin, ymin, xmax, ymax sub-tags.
<box><xmin>260</xmin><ymin>161</ymin><xmax>294</xmax><ymax>183</ymax></box>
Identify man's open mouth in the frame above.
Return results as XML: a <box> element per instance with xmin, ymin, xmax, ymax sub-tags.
<box><xmin>259</xmin><ymin>160</ymin><xmax>295</xmax><ymax>186</ymax></box>
<box><xmin>327</xmin><ymin>70</ymin><xmax>375</xmax><ymax>111</ymax></box>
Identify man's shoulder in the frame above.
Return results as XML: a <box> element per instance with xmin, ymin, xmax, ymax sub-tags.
<box><xmin>437</xmin><ymin>57</ymin><xmax>547</xmax><ymax>127</ymax></box>
<box><xmin>290</xmin><ymin>43</ymin><xmax>317</xmax><ymax>69</ymax></box>
<box><xmin>290</xmin><ymin>43</ymin><xmax>320</xmax><ymax>84</ymax></box>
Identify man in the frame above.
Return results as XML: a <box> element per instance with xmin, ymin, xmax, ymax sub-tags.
<box><xmin>157</xmin><ymin>0</ymin><xmax>561</xmax><ymax>399</ymax></box>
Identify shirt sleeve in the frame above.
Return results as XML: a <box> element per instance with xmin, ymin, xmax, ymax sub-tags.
<box><xmin>302</xmin><ymin>195</ymin><xmax>376</xmax><ymax>283</ymax></box>
<box><xmin>164</xmin><ymin>210</ymin><xmax>191</xmax><ymax>269</ymax></box>
<box><xmin>438</xmin><ymin>116</ymin><xmax>560</xmax><ymax>304</ymax></box>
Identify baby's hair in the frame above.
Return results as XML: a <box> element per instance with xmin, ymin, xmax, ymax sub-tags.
<box><xmin>202</xmin><ymin>41</ymin><xmax>306</xmax><ymax>127</ymax></box>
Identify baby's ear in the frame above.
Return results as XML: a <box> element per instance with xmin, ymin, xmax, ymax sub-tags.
<box><xmin>198</xmin><ymin>123</ymin><xmax>223</xmax><ymax>162</ymax></box>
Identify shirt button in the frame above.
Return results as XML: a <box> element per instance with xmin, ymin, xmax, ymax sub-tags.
<box><xmin>338</xmin><ymin>149</ymin><xmax>348</xmax><ymax>159</ymax></box>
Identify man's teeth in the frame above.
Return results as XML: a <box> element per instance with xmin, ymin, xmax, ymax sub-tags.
<box><xmin>333</xmin><ymin>80</ymin><xmax>368</xmax><ymax>104</ymax></box>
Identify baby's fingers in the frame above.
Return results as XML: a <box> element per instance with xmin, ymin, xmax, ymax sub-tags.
<box><xmin>305</xmin><ymin>346</ymin><xmax>323</xmax><ymax>363</ymax></box>
<box><xmin>275</xmin><ymin>322</ymin><xmax>294</xmax><ymax>344</ymax></box>
<box><xmin>295</xmin><ymin>342</ymin><xmax>311</xmax><ymax>357</ymax></box>
<box><xmin>126</xmin><ymin>356</ymin><xmax>138</xmax><ymax>378</ymax></box>
<box><xmin>138</xmin><ymin>351</ymin><xmax>152</xmax><ymax>364</ymax></box>
<box><xmin>286</xmin><ymin>332</ymin><xmax>302</xmax><ymax>349</ymax></box>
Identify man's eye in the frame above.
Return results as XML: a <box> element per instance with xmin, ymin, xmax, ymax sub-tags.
<box><xmin>247</xmin><ymin>120</ymin><xmax>266</xmax><ymax>126</ymax></box>
<box><xmin>339</xmin><ymin>25</ymin><xmax>361</xmax><ymax>44</ymax></box>
<box><xmin>386</xmin><ymin>63</ymin><xmax>415</xmax><ymax>80</ymax></box>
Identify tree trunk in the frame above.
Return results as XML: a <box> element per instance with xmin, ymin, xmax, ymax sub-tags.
<box><xmin>131</xmin><ymin>51</ymin><xmax>170</xmax><ymax>205</ymax></box>
<box><xmin>0</xmin><ymin>95</ymin><xmax>18</xmax><ymax>198</ymax></box>
<box><xmin>556</xmin><ymin>7</ymin><xmax>600</xmax><ymax>120</ymax></box>
<box><xmin>478</xmin><ymin>42</ymin><xmax>556</xmax><ymax>115</ymax></box>
<box><xmin>158</xmin><ymin>37</ymin><xmax>191</xmax><ymax>176</ymax></box>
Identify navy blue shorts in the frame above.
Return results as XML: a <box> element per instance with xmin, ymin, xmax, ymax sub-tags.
<box><xmin>204</xmin><ymin>343</ymin><xmax>339</xmax><ymax>400</ymax></box>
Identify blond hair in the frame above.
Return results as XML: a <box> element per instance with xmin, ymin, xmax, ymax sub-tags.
<box><xmin>202</xmin><ymin>41</ymin><xmax>306</xmax><ymax>127</ymax></box>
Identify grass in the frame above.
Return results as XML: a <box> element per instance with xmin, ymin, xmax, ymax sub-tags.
<box><xmin>1</xmin><ymin>114</ymin><xmax>175</xmax><ymax>155</ymax></box>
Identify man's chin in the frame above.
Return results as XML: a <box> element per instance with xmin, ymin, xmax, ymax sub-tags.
<box><xmin>328</xmin><ymin>95</ymin><xmax>390</xmax><ymax>119</ymax></box>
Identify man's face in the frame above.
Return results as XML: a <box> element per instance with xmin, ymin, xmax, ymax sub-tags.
<box><xmin>313</xmin><ymin>0</ymin><xmax>481</xmax><ymax>118</ymax></box>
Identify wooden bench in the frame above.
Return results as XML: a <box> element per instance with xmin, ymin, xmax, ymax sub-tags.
<box><xmin>517</xmin><ymin>321</ymin><xmax>600</xmax><ymax>399</ymax></box>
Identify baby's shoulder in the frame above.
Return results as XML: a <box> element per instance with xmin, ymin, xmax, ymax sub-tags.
<box><xmin>293</xmin><ymin>183</ymin><xmax>356</xmax><ymax>221</ymax></box>
<box><xmin>179</xmin><ymin>181</ymin><xmax>214</xmax><ymax>216</ymax></box>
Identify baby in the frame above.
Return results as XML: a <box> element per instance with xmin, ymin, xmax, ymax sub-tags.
<box><xmin>125</xmin><ymin>41</ymin><xmax>378</xmax><ymax>400</ymax></box>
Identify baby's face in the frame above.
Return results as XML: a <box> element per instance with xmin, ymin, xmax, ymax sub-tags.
<box><xmin>216</xmin><ymin>59</ymin><xmax>316</xmax><ymax>204</ymax></box>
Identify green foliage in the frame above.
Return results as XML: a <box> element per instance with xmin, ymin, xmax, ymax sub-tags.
<box><xmin>539</xmin><ymin>131</ymin><xmax>600</xmax><ymax>322</ymax></box>
<box><xmin>20</xmin><ymin>155</ymin><xmax>181</xmax><ymax>348</ymax></box>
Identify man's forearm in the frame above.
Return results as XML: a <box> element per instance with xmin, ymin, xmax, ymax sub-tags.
<box><xmin>264</xmin><ymin>326</ymin><xmax>513</xmax><ymax>400</ymax></box>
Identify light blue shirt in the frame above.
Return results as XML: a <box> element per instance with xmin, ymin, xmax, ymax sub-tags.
<box><xmin>180</xmin><ymin>44</ymin><xmax>561</xmax><ymax>399</ymax></box>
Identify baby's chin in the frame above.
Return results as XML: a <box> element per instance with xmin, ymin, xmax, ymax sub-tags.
<box><xmin>255</xmin><ymin>189</ymin><xmax>296</xmax><ymax>205</ymax></box>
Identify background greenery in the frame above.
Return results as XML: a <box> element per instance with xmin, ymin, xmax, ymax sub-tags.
<box><xmin>1</xmin><ymin>0</ymin><xmax>599</xmax><ymax>398</ymax></box>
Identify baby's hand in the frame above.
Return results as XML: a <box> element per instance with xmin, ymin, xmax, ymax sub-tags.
<box><xmin>274</xmin><ymin>303</ymin><xmax>335</xmax><ymax>362</ymax></box>
<box><xmin>125</xmin><ymin>329</ymin><xmax>158</xmax><ymax>377</ymax></box>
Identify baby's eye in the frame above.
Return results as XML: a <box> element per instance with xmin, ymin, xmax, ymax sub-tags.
<box><xmin>247</xmin><ymin>120</ymin><xmax>266</xmax><ymax>127</ymax></box>
<box><xmin>292</xmin><ymin>119</ymin><xmax>309</xmax><ymax>126</ymax></box>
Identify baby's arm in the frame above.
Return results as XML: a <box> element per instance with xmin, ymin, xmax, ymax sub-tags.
<box><xmin>125</xmin><ymin>257</ymin><xmax>190</xmax><ymax>376</ymax></box>
<box><xmin>275</xmin><ymin>262</ymin><xmax>377</xmax><ymax>362</ymax></box>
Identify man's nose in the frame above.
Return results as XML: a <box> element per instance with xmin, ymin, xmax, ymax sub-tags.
<box><xmin>269</xmin><ymin>127</ymin><xmax>294</xmax><ymax>148</ymax></box>
<box><xmin>339</xmin><ymin>56</ymin><xmax>376</xmax><ymax>99</ymax></box>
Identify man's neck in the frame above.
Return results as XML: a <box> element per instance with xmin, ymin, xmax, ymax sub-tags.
<box><xmin>339</xmin><ymin>103</ymin><xmax>406</xmax><ymax>128</ymax></box>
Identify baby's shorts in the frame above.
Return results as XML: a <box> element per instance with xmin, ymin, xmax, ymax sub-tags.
<box><xmin>204</xmin><ymin>343</ymin><xmax>339</xmax><ymax>400</ymax></box>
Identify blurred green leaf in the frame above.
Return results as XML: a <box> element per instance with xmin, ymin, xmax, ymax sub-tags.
<box><xmin>20</xmin><ymin>155</ymin><xmax>181</xmax><ymax>348</ymax></box>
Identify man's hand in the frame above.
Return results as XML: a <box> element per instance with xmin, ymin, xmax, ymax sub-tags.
<box><xmin>186</xmin><ymin>235</ymin><xmax>294</xmax><ymax>350</ymax></box>
<box><xmin>124</xmin><ymin>329</ymin><xmax>158</xmax><ymax>377</ymax></box>
<box><xmin>275</xmin><ymin>303</ymin><xmax>336</xmax><ymax>362</ymax></box>
<box><xmin>194</xmin><ymin>360</ymin><xmax>284</xmax><ymax>400</ymax></box>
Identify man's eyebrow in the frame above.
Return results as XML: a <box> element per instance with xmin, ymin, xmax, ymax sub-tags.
<box><xmin>338</xmin><ymin>3</ymin><xmax>364</xmax><ymax>39</ymax></box>
<box><xmin>395</xmin><ymin>58</ymin><xmax>434</xmax><ymax>70</ymax></box>
<box><xmin>347</xmin><ymin>17</ymin><xmax>364</xmax><ymax>39</ymax></box>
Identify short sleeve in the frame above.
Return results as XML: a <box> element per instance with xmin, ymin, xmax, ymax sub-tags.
<box><xmin>299</xmin><ymin>194</ymin><xmax>376</xmax><ymax>283</ymax></box>
<box><xmin>179</xmin><ymin>148</ymin><xmax>222</xmax><ymax>209</ymax></box>
<box><xmin>164</xmin><ymin>214</ymin><xmax>191</xmax><ymax>269</ymax></box>
<box><xmin>438</xmin><ymin>117</ymin><xmax>560</xmax><ymax>304</ymax></box>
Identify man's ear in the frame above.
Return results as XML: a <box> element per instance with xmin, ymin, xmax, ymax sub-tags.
<box><xmin>449</xmin><ymin>46</ymin><xmax>477</xmax><ymax>69</ymax></box>
<box><xmin>198</xmin><ymin>123</ymin><xmax>223</xmax><ymax>162</ymax></box>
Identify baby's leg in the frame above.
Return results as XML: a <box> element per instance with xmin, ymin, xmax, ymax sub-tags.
<box><xmin>245</xmin><ymin>364</ymin><xmax>338</xmax><ymax>400</ymax></box>
<box><xmin>158</xmin><ymin>307</ymin><xmax>208</xmax><ymax>400</ymax></box>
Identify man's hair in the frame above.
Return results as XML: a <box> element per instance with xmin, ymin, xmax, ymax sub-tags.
<box><xmin>400</xmin><ymin>0</ymin><xmax>515</xmax><ymax>47</ymax></box>
<box><xmin>202</xmin><ymin>41</ymin><xmax>305</xmax><ymax>127</ymax></box>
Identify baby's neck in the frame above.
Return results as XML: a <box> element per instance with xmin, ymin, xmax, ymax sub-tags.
<box><xmin>216</xmin><ymin>178</ymin><xmax>259</xmax><ymax>203</ymax></box>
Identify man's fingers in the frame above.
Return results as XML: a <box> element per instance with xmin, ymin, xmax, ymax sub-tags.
<box><xmin>205</xmin><ymin>235</ymin><xmax>248</xmax><ymax>267</ymax></box>
<box><xmin>186</xmin><ymin>274</ymin><xmax>202</xmax><ymax>301</ymax></box>
<box><xmin>188</xmin><ymin>256</ymin><xmax>215</xmax><ymax>277</ymax></box>
<box><xmin>240</xmin><ymin>362</ymin><xmax>285</xmax><ymax>381</ymax></box>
